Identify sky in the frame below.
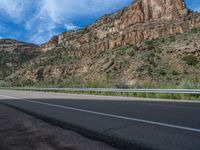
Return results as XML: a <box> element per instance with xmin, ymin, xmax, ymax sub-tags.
<box><xmin>0</xmin><ymin>0</ymin><xmax>199</xmax><ymax>45</ymax></box>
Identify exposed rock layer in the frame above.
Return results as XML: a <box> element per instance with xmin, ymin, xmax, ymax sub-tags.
<box><xmin>4</xmin><ymin>0</ymin><xmax>200</xmax><ymax>86</ymax></box>
<box><xmin>0</xmin><ymin>39</ymin><xmax>39</xmax><ymax>54</ymax></box>
<box><xmin>40</xmin><ymin>0</ymin><xmax>199</xmax><ymax>56</ymax></box>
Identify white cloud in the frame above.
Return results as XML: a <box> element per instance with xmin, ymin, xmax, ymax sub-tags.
<box><xmin>37</xmin><ymin>0</ymin><xmax>132</xmax><ymax>22</ymax></box>
<box><xmin>0</xmin><ymin>0</ymin><xmax>133</xmax><ymax>44</ymax></box>
<box><xmin>1</xmin><ymin>0</ymin><xmax>199</xmax><ymax>45</ymax></box>
<box><xmin>25</xmin><ymin>0</ymin><xmax>132</xmax><ymax>44</ymax></box>
<box><xmin>0</xmin><ymin>0</ymin><xmax>33</xmax><ymax>22</ymax></box>
<box><xmin>64</xmin><ymin>23</ymin><xmax>80</xmax><ymax>30</ymax></box>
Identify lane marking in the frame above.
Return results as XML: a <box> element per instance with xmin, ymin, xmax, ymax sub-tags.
<box><xmin>0</xmin><ymin>94</ymin><xmax>200</xmax><ymax>133</ymax></box>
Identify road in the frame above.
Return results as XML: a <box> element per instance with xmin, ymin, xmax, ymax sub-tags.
<box><xmin>0</xmin><ymin>89</ymin><xmax>200</xmax><ymax>150</ymax></box>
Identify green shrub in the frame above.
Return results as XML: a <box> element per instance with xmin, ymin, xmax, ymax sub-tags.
<box><xmin>157</xmin><ymin>68</ymin><xmax>167</xmax><ymax>75</ymax></box>
<box><xmin>149</xmin><ymin>59</ymin><xmax>157</xmax><ymax>67</ymax></box>
<box><xmin>191</xmin><ymin>28</ymin><xmax>200</xmax><ymax>33</ymax></box>
<box><xmin>182</xmin><ymin>55</ymin><xmax>199</xmax><ymax>66</ymax></box>
<box><xmin>172</xmin><ymin>70</ymin><xmax>179</xmax><ymax>75</ymax></box>
<box><xmin>0</xmin><ymin>80</ymin><xmax>9</xmax><ymax>87</ymax></box>
<box><xmin>144</xmin><ymin>35</ymin><xmax>176</xmax><ymax>49</ymax></box>
<box><xmin>127</xmin><ymin>49</ymin><xmax>135</xmax><ymax>56</ymax></box>
<box><xmin>117</xmin><ymin>45</ymin><xmax>134</xmax><ymax>55</ymax></box>
<box><xmin>115</xmin><ymin>82</ymin><xmax>129</xmax><ymax>89</ymax></box>
<box><xmin>178</xmin><ymin>78</ymin><xmax>200</xmax><ymax>89</ymax></box>
<box><xmin>167</xmin><ymin>36</ymin><xmax>176</xmax><ymax>42</ymax></box>
<box><xmin>127</xmin><ymin>45</ymin><xmax>139</xmax><ymax>56</ymax></box>
<box><xmin>142</xmin><ymin>51</ymin><xmax>155</xmax><ymax>61</ymax></box>
<box><xmin>145</xmin><ymin>40</ymin><xmax>155</xmax><ymax>50</ymax></box>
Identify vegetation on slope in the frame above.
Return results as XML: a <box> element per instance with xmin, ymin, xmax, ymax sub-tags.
<box><xmin>0</xmin><ymin>50</ymin><xmax>38</xmax><ymax>79</ymax></box>
<box><xmin>6</xmin><ymin>28</ymin><xmax>200</xmax><ymax>90</ymax></box>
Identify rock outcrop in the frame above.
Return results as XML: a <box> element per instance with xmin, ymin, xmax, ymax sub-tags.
<box><xmin>6</xmin><ymin>0</ymin><xmax>200</xmax><ymax>87</ymax></box>
<box><xmin>0</xmin><ymin>39</ymin><xmax>39</xmax><ymax>55</ymax></box>
<box><xmin>40</xmin><ymin>0</ymin><xmax>199</xmax><ymax>56</ymax></box>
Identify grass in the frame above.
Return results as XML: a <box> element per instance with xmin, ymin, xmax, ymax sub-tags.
<box><xmin>32</xmin><ymin>90</ymin><xmax>200</xmax><ymax>101</ymax></box>
<box><xmin>6</xmin><ymin>73</ymin><xmax>200</xmax><ymax>101</ymax></box>
<box><xmin>24</xmin><ymin>76</ymin><xmax>200</xmax><ymax>100</ymax></box>
<box><xmin>144</xmin><ymin>35</ymin><xmax>176</xmax><ymax>49</ymax></box>
<box><xmin>0</xmin><ymin>80</ymin><xmax>10</xmax><ymax>87</ymax></box>
<box><xmin>6</xmin><ymin>72</ymin><xmax>200</xmax><ymax>100</ymax></box>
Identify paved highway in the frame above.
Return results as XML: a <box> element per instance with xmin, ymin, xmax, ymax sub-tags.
<box><xmin>0</xmin><ymin>90</ymin><xmax>200</xmax><ymax>150</ymax></box>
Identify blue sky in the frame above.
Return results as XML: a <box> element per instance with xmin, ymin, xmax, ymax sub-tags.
<box><xmin>0</xmin><ymin>0</ymin><xmax>199</xmax><ymax>45</ymax></box>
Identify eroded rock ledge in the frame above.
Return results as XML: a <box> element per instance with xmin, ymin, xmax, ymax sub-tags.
<box><xmin>40</xmin><ymin>0</ymin><xmax>200</xmax><ymax>57</ymax></box>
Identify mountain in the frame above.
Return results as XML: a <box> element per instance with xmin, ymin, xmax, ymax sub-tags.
<box><xmin>4</xmin><ymin>0</ymin><xmax>200</xmax><ymax>88</ymax></box>
<box><xmin>40</xmin><ymin>0</ymin><xmax>198</xmax><ymax>53</ymax></box>
<box><xmin>0</xmin><ymin>39</ymin><xmax>40</xmax><ymax>80</ymax></box>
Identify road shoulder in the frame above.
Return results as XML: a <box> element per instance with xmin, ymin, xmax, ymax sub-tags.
<box><xmin>0</xmin><ymin>103</ymin><xmax>117</xmax><ymax>150</ymax></box>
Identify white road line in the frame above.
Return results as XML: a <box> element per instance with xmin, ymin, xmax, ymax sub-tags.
<box><xmin>0</xmin><ymin>94</ymin><xmax>200</xmax><ymax>133</ymax></box>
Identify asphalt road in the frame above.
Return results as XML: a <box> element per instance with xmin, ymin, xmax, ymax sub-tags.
<box><xmin>0</xmin><ymin>90</ymin><xmax>200</xmax><ymax>150</ymax></box>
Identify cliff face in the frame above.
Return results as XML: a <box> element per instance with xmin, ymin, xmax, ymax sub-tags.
<box><xmin>0</xmin><ymin>39</ymin><xmax>39</xmax><ymax>54</ymax></box>
<box><xmin>40</xmin><ymin>0</ymin><xmax>199</xmax><ymax>56</ymax></box>
<box><xmin>141</xmin><ymin>0</ymin><xmax>188</xmax><ymax>21</ymax></box>
<box><xmin>7</xmin><ymin>0</ymin><xmax>200</xmax><ymax>87</ymax></box>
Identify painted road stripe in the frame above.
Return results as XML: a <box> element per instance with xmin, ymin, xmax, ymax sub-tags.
<box><xmin>0</xmin><ymin>94</ymin><xmax>200</xmax><ymax>133</ymax></box>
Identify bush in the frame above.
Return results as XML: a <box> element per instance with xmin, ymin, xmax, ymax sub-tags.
<box><xmin>182</xmin><ymin>55</ymin><xmax>199</xmax><ymax>66</ymax></box>
<box><xmin>172</xmin><ymin>70</ymin><xmax>179</xmax><ymax>75</ymax></box>
<box><xmin>117</xmin><ymin>45</ymin><xmax>136</xmax><ymax>55</ymax></box>
<box><xmin>157</xmin><ymin>68</ymin><xmax>167</xmax><ymax>75</ymax></box>
<box><xmin>0</xmin><ymin>80</ymin><xmax>9</xmax><ymax>87</ymax></box>
<box><xmin>127</xmin><ymin>49</ymin><xmax>135</xmax><ymax>56</ymax></box>
<box><xmin>191</xmin><ymin>28</ymin><xmax>200</xmax><ymax>34</ymax></box>
<box><xmin>167</xmin><ymin>36</ymin><xmax>176</xmax><ymax>42</ymax></box>
<box><xmin>149</xmin><ymin>59</ymin><xmax>157</xmax><ymax>67</ymax></box>
<box><xmin>142</xmin><ymin>51</ymin><xmax>155</xmax><ymax>61</ymax></box>
<box><xmin>178</xmin><ymin>78</ymin><xmax>200</xmax><ymax>89</ymax></box>
<box><xmin>145</xmin><ymin>40</ymin><xmax>155</xmax><ymax>50</ymax></box>
<box><xmin>115</xmin><ymin>82</ymin><xmax>129</xmax><ymax>89</ymax></box>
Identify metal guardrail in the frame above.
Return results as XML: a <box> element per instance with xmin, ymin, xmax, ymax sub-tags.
<box><xmin>1</xmin><ymin>87</ymin><xmax>200</xmax><ymax>94</ymax></box>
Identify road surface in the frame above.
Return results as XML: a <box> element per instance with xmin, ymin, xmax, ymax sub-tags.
<box><xmin>0</xmin><ymin>90</ymin><xmax>200</xmax><ymax>150</ymax></box>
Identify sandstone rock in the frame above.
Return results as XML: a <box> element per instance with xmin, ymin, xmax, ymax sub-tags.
<box><xmin>6</xmin><ymin>0</ymin><xmax>200</xmax><ymax>86</ymax></box>
<box><xmin>0</xmin><ymin>39</ymin><xmax>39</xmax><ymax>54</ymax></box>
<box><xmin>102</xmin><ymin>59</ymin><xmax>114</xmax><ymax>71</ymax></box>
<box><xmin>39</xmin><ymin>0</ymin><xmax>198</xmax><ymax>57</ymax></box>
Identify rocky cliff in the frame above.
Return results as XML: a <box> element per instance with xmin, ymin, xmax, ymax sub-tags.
<box><xmin>0</xmin><ymin>39</ymin><xmax>39</xmax><ymax>54</ymax></box>
<box><xmin>6</xmin><ymin>0</ymin><xmax>200</xmax><ymax>87</ymax></box>
<box><xmin>40</xmin><ymin>0</ymin><xmax>199</xmax><ymax>55</ymax></box>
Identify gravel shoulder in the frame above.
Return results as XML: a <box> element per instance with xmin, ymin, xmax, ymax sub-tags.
<box><xmin>0</xmin><ymin>103</ymin><xmax>118</xmax><ymax>150</ymax></box>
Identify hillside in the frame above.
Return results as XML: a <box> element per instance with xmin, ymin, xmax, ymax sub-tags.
<box><xmin>0</xmin><ymin>39</ymin><xmax>39</xmax><ymax>82</ymax></box>
<box><xmin>8</xmin><ymin>27</ymin><xmax>200</xmax><ymax>88</ymax></box>
<box><xmin>3</xmin><ymin>0</ymin><xmax>200</xmax><ymax>88</ymax></box>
